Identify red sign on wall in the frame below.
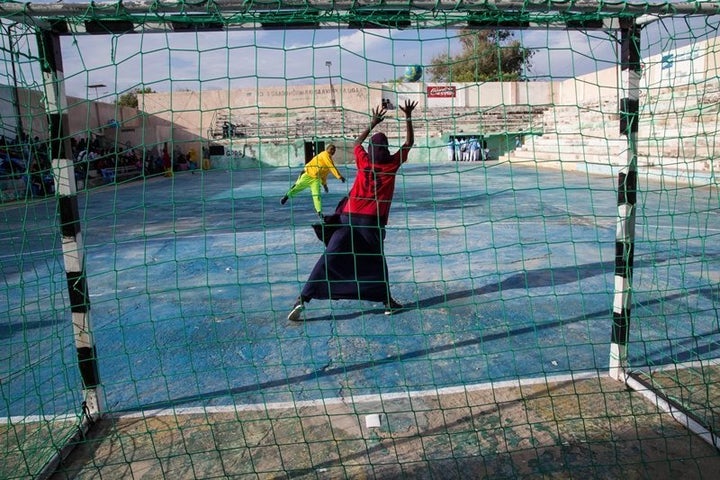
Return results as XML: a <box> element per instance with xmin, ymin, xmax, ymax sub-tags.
<box><xmin>426</xmin><ymin>85</ymin><xmax>457</xmax><ymax>98</ymax></box>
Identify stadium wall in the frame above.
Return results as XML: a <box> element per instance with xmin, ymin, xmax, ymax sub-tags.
<box><xmin>3</xmin><ymin>37</ymin><xmax>719</xmax><ymax>176</ymax></box>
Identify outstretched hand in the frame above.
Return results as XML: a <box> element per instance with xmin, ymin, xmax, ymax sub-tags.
<box><xmin>354</xmin><ymin>104</ymin><xmax>388</xmax><ymax>147</ymax></box>
<box><xmin>399</xmin><ymin>100</ymin><xmax>418</xmax><ymax>118</ymax></box>
<box><xmin>371</xmin><ymin>105</ymin><xmax>387</xmax><ymax>127</ymax></box>
<box><xmin>323</xmin><ymin>184</ymin><xmax>329</xmax><ymax>193</ymax></box>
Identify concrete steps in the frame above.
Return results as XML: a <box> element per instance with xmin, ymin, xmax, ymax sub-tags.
<box><xmin>499</xmin><ymin>85</ymin><xmax>720</xmax><ymax>183</ymax></box>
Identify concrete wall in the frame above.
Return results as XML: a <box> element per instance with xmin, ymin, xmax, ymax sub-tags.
<box><xmin>0</xmin><ymin>85</ymin><xmax>19</xmax><ymax>139</ymax></box>
<box><xmin>140</xmin><ymin>80</ymin><xmax>554</xmax><ymax>137</ymax></box>
<box><xmin>140</xmin><ymin>83</ymin><xmax>373</xmax><ymax>141</ymax></box>
<box><xmin>378</xmin><ymin>82</ymin><xmax>555</xmax><ymax>109</ymax></box>
<box><xmin>5</xmin><ymin>87</ymin><xmax>204</xmax><ymax>158</ymax></box>
<box><xmin>3</xmin><ymin>36</ymin><xmax>719</xmax><ymax>175</ymax></box>
<box><xmin>549</xmin><ymin>35</ymin><xmax>720</xmax><ymax>108</ymax></box>
<box><xmin>555</xmin><ymin>67</ymin><xmax>619</xmax><ymax>107</ymax></box>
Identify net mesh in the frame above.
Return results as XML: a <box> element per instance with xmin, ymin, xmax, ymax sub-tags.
<box><xmin>1</xmin><ymin>2</ymin><xmax>720</xmax><ymax>478</ymax></box>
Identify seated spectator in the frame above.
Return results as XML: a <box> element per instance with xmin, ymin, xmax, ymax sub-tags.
<box><xmin>162</xmin><ymin>144</ymin><xmax>172</xmax><ymax>177</ymax></box>
<box><xmin>187</xmin><ymin>147</ymin><xmax>199</xmax><ymax>171</ymax></box>
<box><xmin>176</xmin><ymin>153</ymin><xmax>188</xmax><ymax>171</ymax></box>
<box><xmin>28</xmin><ymin>161</ymin><xmax>54</xmax><ymax>197</ymax></box>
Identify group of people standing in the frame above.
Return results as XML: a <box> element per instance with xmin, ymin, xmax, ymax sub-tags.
<box><xmin>280</xmin><ymin>100</ymin><xmax>418</xmax><ymax>321</ymax></box>
<box><xmin>447</xmin><ymin>136</ymin><xmax>490</xmax><ymax>162</ymax></box>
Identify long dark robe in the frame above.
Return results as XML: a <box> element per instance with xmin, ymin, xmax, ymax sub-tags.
<box><xmin>301</xmin><ymin>214</ymin><xmax>391</xmax><ymax>303</ymax></box>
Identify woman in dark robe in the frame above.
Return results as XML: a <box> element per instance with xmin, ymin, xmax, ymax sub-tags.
<box><xmin>288</xmin><ymin>99</ymin><xmax>417</xmax><ymax>321</ymax></box>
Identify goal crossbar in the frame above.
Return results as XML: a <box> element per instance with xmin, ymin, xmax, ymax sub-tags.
<box><xmin>1</xmin><ymin>0</ymin><xmax>719</xmax><ymax>33</ymax></box>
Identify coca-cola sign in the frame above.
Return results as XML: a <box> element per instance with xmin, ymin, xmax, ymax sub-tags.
<box><xmin>427</xmin><ymin>85</ymin><xmax>456</xmax><ymax>98</ymax></box>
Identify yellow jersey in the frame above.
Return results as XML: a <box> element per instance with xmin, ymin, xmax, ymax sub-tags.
<box><xmin>303</xmin><ymin>151</ymin><xmax>342</xmax><ymax>184</ymax></box>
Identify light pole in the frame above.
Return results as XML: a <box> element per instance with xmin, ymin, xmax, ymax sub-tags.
<box><xmin>3</xmin><ymin>22</ymin><xmax>24</xmax><ymax>142</ymax></box>
<box><xmin>326</xmin><ymin>61</ymin><xmax>337</xmax><ymax>111</ymax></box>
<box><xmin>87</xmin><ymin>83</ymin><xmax>106</xmax><ymax>144</ymax></box>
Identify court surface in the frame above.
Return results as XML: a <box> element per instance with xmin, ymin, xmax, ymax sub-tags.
<box><xmin>5</xmin><ymin>162</ymin><xmax>720</xmax><ymax>479</ymax></box>
<box><xmin>3</xmin><ymin>161</ymin><xmax>720</xmax><ymax>478</ymax></box>
<box><xmin>0</xmin><ymin>162</ymin><xmax>720</xmax><ymax>478</ymax></box>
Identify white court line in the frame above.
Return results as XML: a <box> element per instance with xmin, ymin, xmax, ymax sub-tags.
<box><xmin>4</xmin><ymin>371</ymin><xmax>602</xmax><ymax>424</ymax></box>
<box><xmin>2</xmin><ymin>412</ymin><xmax>81</xmax><ymax>425</ymax></box>
<box><xmin>13</xmin><ymin>359</ymin><xmax>717</xmax><ymax>425</ymax></box>
<box><xmin>633</xmin><ymin>357</ymin><xmax>720</xmax><ymax>371</ymax></box>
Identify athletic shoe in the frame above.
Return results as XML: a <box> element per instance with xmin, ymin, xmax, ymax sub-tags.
<box><xmin>287</xmin><ymin>299</ymin><xmax>304</xmax><ymax>321</ymax></box>
<box><xmin>280</xmin><ymin>195</ymin><xmax>288</xmax><ymax>205</ymax></box>
<box><xmin>384</xmin><ymin>298</ymin><xmax>403</xmax><ymax>315</ymax></box>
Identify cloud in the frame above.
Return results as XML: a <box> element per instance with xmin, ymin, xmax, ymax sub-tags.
<box><xmin>52</xmin><ymin>28</ymin><xmax>467</xmax><ymax>96</ymax></box>
<box><xmin>2</xmin><ymin>11</ymin><xmax>718</xmax><ymax>100</ymax></box>
<box><xmin>521</xmin><ymin>30</ymin><xmax>618</xmax><ymax>80</ymax></box>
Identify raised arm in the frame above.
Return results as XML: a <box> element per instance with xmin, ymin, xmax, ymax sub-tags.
<box><xmin>399</xmin><ymin>100</ymin><xmax>417</xmax><ymax>149</ymax></box>
<box><xmin>354</xmin><ymin>105</ymin><xmax>386</xmax><ymax>147</ymax></box>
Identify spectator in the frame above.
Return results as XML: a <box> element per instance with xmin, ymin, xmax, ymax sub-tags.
<box><xmin>447</xmin><ymin>138</ymin><xmax>456</xmax><ymax>162</ymax></box>
<box><xmin>469</xmin><ymin>137</ymin><xmax>481</xmax><ymax>162</ymax></box>
<box><xmin>162</xmin><ymin>143</ymin><xmax>172</xmax><ymax>177</ymax></box>
<box><xmin>187</xmin><ymin>147</ymin><xmax>199</xmax><ymax>171</ymax></box>
<box><xmin>481</xmin><ymin>138</ymin><xmax>490</xmax><ymax>161</ymax></box>
<box><xmin>28</xmin><ymin>161</ymin><xmax>53</xmax><ymax>197</ymax></box>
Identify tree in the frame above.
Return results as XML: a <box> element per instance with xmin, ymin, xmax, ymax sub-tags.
<box><xmin>116</xmin><ymin>87</ymin><xmax>156</xmax><ymax>109</ymax></box>
<box><xmin>427</xmin><ymin>29</ymin><xmax>534</xmax><ymax>82</ymax></box>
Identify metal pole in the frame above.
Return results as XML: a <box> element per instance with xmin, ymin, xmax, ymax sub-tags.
<box><xmin>326</xmin><ymin>60</ymin><xmax>336</xmax><ymax>111</ymax></box>
<box><xmin>4</xmin><ymin>22</ymin><xmax>24</xmax><ymax>140</ymax></box>
<box><xmin>37</xmin><ymin>28</ymin><xmax>103</xmax><ymax>418</ymax></box>
<box><xmin>87</xmin><ymin>83</ymin><xmax>106</xmax><ymax>137</ymax></box>
<box><xmin>609</xmin><ymin>19</ymin><xmax>641</xmax><ymax>381</ymax></box>
<box><xmin>2</xmin><ymin>1</ymin><xmax>720</xmax><ymax>18</ymax></box>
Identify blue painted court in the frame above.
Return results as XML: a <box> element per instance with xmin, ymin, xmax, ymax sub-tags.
<box><xmin>2</xmin><ymin>162</ymin><xmax>718</xmax><ymax>417</ymax></box>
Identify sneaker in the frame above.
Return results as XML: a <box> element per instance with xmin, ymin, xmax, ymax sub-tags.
<box><xmin>384</xmin><ymin>298</ymin><xmax>403</xmax><ymax>315</ymax></box>
<box><xmin>280</xmin><ymin>195</ymin><xmax>288</xmax><ymax>205</ymax></box>
<box><xmin>287</xmin><ymin>299</ymin><xmax>304</xmax><ymax>321</ymax></box>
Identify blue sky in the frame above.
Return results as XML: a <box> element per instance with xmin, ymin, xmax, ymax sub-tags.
<box><xmin>0</xmin><ymin>3</ymin><xmax>717</xmax><ymax>100</ymax></box>
<box><xmin>2</xmin><ymin>25</ymin><xmax>620</xmax><ymax>99</ymax></box>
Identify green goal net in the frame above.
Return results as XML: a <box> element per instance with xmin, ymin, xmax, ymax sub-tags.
<box><xmin>1</xmin><ymin>1</ymin><xmax>720</xmax><ymax>478</ymax></box>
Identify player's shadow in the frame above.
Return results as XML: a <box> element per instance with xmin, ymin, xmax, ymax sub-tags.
<box><xmin>303</xmin><ymin>259</ymin><xmax>615</xmax><ymax>322</ymax></box>
<box><xmin>124</xmin><ymin>281</ymin><xmax>719</xmax><ymax>415</ymax></box>
<box><xmin>417</xmin><ymin>260</ymin><xmax>614</xmax><ymax>310</ymax></box>
<box><xmin>122</xmin><ymin>303</ymin><xmax>611</xmax><ymax>413</ymax></box>
<box><xmin>121</xmin><ymin>259</ymin><xmax>615</xmax><ymax>411</ymax></box>
<box><xmin>631</xmin><ymin>330</ymin><xmax>720</xmax><ymax>366</ymax></box>
<box><xmin>307</xmin><ymin>250</ymin><xmax>720</xmax><ymax>322</ymax></box>
<box><xmin>0</xmin><ymin>318</ymin><xmax>65</xmax><ymax>340</ymax></box>
<box><xmin>118</xmin><ymin>252</ymin><xmax>720</xmax><ymax>413</ymax></box>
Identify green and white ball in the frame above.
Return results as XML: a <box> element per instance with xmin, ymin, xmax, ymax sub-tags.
<box><xmin>403</xmin><ymin>64</ymin><xmax>423</xmax><ymax>82</ymax></box>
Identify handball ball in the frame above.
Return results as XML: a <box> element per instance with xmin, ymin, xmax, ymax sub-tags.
<box><xmin>404</xmin><ymin>64</ymin><xmax>423</xmax><ymax>82</ymax></box>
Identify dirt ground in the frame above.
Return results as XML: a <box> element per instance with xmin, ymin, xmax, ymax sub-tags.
<box><xmin>38</xmin><ymin>374</ymin><xmax>720</xmax><ymax>480</ymax></box>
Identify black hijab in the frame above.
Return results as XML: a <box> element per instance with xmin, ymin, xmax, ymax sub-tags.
<box><xmin>370</xmin><ymin>132</ymin><xmax>391</xmax><ymax>164</ymax></box>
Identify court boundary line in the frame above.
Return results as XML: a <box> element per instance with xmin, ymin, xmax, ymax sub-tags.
<box><xmin>7</xmin><ymin>370</ymin><xmax>602</xmax><ymax>424</ymax></box>
<box><xmin>8</xmin><ymin>360</ymin><xmax>718</xmax><ymax>425</ymax></box>
<box><xmin>626</xmin><ymin>371</ymin><xmax>720</xmax><ymax>451</ymax></box>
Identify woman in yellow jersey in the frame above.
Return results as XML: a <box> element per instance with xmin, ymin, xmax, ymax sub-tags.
<box><xmin>280</xmin><ymin>144</ymin><xmax>345</xmax><ymax>218</ymax></box>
